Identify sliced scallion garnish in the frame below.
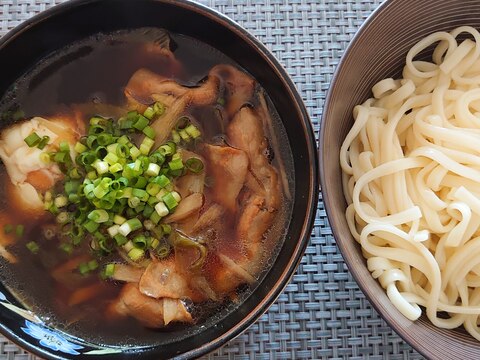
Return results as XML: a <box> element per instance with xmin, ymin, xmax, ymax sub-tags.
<box><xmin>24</xmin><ymin>132</ymin><xmax>41</xmax><ymax>147</ymax></box>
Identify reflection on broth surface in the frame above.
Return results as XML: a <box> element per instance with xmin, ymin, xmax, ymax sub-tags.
<box><xmin>0</xmin><ymin>28</ymin><xmax>294</xmax><ymax>345</ymax></box>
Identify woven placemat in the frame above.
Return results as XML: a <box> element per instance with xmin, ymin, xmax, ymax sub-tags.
<box><xmin>0</xmin><ymin>1</ymin><xmax>425</xmax><ymax>359</ymax></box>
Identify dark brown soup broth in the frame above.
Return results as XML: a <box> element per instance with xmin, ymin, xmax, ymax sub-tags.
<box><xmin>0</xmin><ymin>29</ymin><xmax>294</xmax><ymax>346</ymax></box>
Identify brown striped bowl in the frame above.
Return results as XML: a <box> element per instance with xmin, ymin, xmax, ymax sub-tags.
<box><xmin>320</xmin><ymin>1</ymin><xmax>480</xmax><ymax>359</ymax></box>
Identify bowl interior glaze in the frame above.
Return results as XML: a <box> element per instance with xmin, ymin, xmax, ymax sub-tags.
<box><xmin>320</xmin><ymin>0</ymin><xmax>480</xmax><ymax>358</ymax></box>
<box><xmin>0</xmin><ymin>0</ymin><xmax>318</xmax><ymax>359</ymax></box>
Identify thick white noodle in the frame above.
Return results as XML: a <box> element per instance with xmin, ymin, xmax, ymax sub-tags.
<box><xmin>340</xmin><ymin>26</ymin><xmax>480</xmax><ymax>340</ymax></box>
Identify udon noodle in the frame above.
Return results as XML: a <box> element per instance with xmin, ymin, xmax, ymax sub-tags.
<box><xmin>340</xmin><ymin>26</ymin><xmax>480</xmax><ymax>340</ymax></box>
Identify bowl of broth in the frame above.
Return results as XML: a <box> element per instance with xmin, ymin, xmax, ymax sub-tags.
<box><xmin>320</xmin><ymin>0</ymin><xmax>480</xmax><ymax>358</ymax></box>
<box><xmin>0</xmin><ymin>0</ymin><xmax>318</xmax><ymax>359</ymax></box>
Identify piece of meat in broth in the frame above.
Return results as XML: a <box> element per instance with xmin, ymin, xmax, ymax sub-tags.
<box><xmin>139</xmin><ymin>257</ymin><xmax>205</xmax><ymax>302</ymax></box>
<box><xmin>210</xmin><ymin>65</ymin><xmax>255</xmax><ymax>118</ymax></box>
<box><xmin>0</xmin><ymin>116</ymin><xmax>83</xmax><ymax>215</ymax></box>
<box><xmin>225</xmin><ymin>106</ymin><xmax>281</xmax><ymax>274</ymax></box>
<box><xmin>125</xmin><ymin>68</ymin><xmax>220</xmax><ymax>148</ymax></box>
<box><xmin>107</xmin><ymin>283</ymin><xmax>193</xmax><ymax>328</ymax></box>
<box><xmin>125</xmin><ymin>69</ymin><xmax>181</xmax><ymax>111</ymax></box>
<box><xmin>227</xmin><ymin>106</ymin><xmax>280</xmax><ymax>211</ymax></box>
<box><xmin>203</xmin><ymin>144</ymin><xmax>249</xmax><ymax>212</ymax></box>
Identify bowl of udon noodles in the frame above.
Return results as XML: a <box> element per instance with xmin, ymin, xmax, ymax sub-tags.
<box><xmin>320</xmin><ymin>0</ymin><xmax>480</xmax><ymax>358</ymax></box>
<box><xmin>0</xmin><ymin>0</ymin><xmax>318</xmax><ymax>359</ymax></box>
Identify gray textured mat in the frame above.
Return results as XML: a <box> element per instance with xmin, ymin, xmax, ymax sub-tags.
<box><xmin>0</xmin><ymin>0</ymin><xmax>424</xmax><ymax>359</ymax></box>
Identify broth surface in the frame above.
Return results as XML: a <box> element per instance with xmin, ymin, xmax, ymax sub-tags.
<box><xmin>0</xmin><ymin>28</ymin><xmax>294</xmax><ymax>345</ymax></box>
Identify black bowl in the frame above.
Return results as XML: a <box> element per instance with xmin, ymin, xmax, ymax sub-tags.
<box><xmin>0</xmin><ymin>0</ymin><xmax>318</xmax><ymax>359</ymax></box>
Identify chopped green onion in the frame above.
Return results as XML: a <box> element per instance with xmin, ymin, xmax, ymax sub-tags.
<box><xmin>88</xmin><ymin>259</ymin><xmax>99</xmax><ymax>270</ymax></box>
<box><xmin>157</xmin><ymin>242</ymin><xmax>171</xmax><ymax>258</ymax></box>
<box><xmin>56</xmin><ymin>212</ymin><xmax>69</xmax><ymax>224</ymax></box>
<box><xmin>186</xmin><ymin>158</ymin><xmax>204</xmax><ymax>173</ymax></box>
<box><xmin>161</xmin><ymin>224</ymin><xmax>172</xmax><ymax>234</ymax></box>
<box><xmin>162</xmin><ymin>192</ymin><xmax>179</xmax><ymax>210</ymax></box>
<box><xmin>54</xmin><ymin>151</ymin><xmax>67</xmax><ymax>163</ymax></box>
<box><xmin>116</xmin><ymin>144</ymin><xmax>129</xmax><ymax>158</ymax></box>
<box><xmin>168</xmin><ymin>157</ymin><xmax>184</xmax><ymax>171</ymax></box>
<box><xmin>146</xmin><ymin>183</ymin><xmax>161</xmax><ymax>196</ymax></box>
<box><xmin>26</xmin><ymin>241</ymin><xmax>39</xmax><ymax>254</ymax></box>
<box><xmin>159</xmin><ymin>144</ymin><xmax>174</xmax><ymax>156</ymax></box>
<box><xmin>118</xmin><ymin>217</ymin><xmax>142</xmax><ymax>236</ymax></box>
<box><xmin>129</xmin><ymin>145</ymin><xmax>141</xmax><ymax>159</ymax></box>
<box><xmin>37</xmin><ymin>136</ymin><xmax>50</xmax><ymax>150</ymax></box>
<box><xmin>104</xmin><ymin>263</ymin><xmax>115</xmax><ymax>277</ymax></box>
<box><xmin>74</xmin><ymin>141</ymin><xmax>88</xmax><ymax>153</ymax></box>
<box><xmin>24</xmin><ymin>132</ymin><xmax>41</xmax><ymax>147</ymax></box>
<box><xmin>69</xmin><ymin>167</ymin><xmax>82</xmax><ymax>179</ymax></box>
<box><xmin>117</xmin><ymin>135</ymin><xmax>130</xmax><ymax>145</ymax></box>
<box><xmin>3</xmin><ymin>224</ymin><xmax>13</xmax><ymax>234</ymax></box>
<box><xmin>178</xmin><ymin>129</ymin><xmax>190</xmax><ymax>141</ymax></box>
<box><xmin>145</xmin><ymin>163</ymin><xmax>160</xmax><ymax>176</ymax></box>
<box><xmin>143</xmin><ymin>219</ymin><xmax>154</xmax><ymax>230</ymax></box>
<box><xmin>171</xmin><ymin>130</ymin><xmax>181</xmax><ymax>143</ymax></box>
<box><xmin>171</xmin><ymin>191</ymin><xmax>181</xmax><ymax>202</ymax></box>
<box><xmin>128</xmin><ymin>248</ymin><xmax>144</xmax><ymax>261</ymax></box>
<box><xmin>94</xmin><ymin>146</ymin><xmax>108</xmax><ymax>159</ymax></box>
<box><xmin>150</xmin><ymin>211</ymin><xmax>161</xmax><ymax>224</ymax></box>
<box><xmin>83</xmin><ymin>220</ymin><xmax>100</xmax><ymax>233</ymax></box>
<box><xmin>90</xmin><ymin>116</ymin><xmax>106</xmax><ymax>125</ymax></box>
<box><xmin>185</xmin><ymin>124</ymin><xmax>201</xmax><ymax>139</ymax></box>
<box><xmin>97</xmin><ymin>133</ymin><xmax>114</xmax><ymax>146</ymax></box>
<box><xmin>150</xmin><ymin>237</ymin><xmax>160</xmax><ymax>249</ymax></box>
<box><xmin>89</xmin><ymin>125</ymin><xmax>106</xmax><ymax>136</ymax></box>
<box><xmin>60</xmin><ymin>243</ymin><xmax>73</xmax><ymax>255</ymax></box>
<box><xmin>127</xmin><ymin>110</ymin><xmax>138</xmax><ymax>121</ymax></box>
<box><xmin>142</xmin><ymin>125</ymin><xmax>155</xmax><ymax>139</ymax></box>
<box><xmin>128</xmin><ymin>197</ymin><xmax>141</xmax><ymax>208</ymax></box>
<box><xmin>87</xmin><ymin>171</ymin><xmax>97</xmax><ymax>180</ymax></box>
<box><xmin>88</xmin><ymin>209</ymin><xmax>109</xmax><ymax>223</ymax></box>
<box><xmin>54</xmin><ymin>195</ymin><xmax>68</xmax><ymax>208</ymax></box>
<box><xmin>98</xmin><ymin>236</ymin><xmax>114</xmax><ymax>253</ymax></box>
<box><xmin>104</xmin><ymin>152</ymin><xmax>119</xmax><ymax>165</ymax></box>
<box><xmin>123</xmin><ymin>240</ymin><xmax>134</xmax><ymax>252</ymax></box>
<box><xmin>143</xmin><ymin>106</ymin><xmax>156</xmax><ymax>120</ymax></box>
<box><xmin>119</xmin><ymin>119</ymin><xmax>133</xmax><ymax>129</ymax></box>
<box><xmin>139</xmin><ymin>137</ymin><xmax>154</xmax><ymax>155</ymax></box>
<box><xmin>156</xmin><ymin>188</ymin><xmax>168</xmax><ymax>200</ymax></box>
<box><xmin>133</xmin><ymin>115</ymin><xmax>149</xmax><ymax>131</ymax></box>
<box><xmin>153</xmin><ymin>102</ymin><xmax>165</xmax><ymax>116</ymax></box>
<box><xmin>16</xmin><ymin>224</ymin><xmax>24</xmax><ymax>238</ymax></box>
<box><xmin>142</xmin><ymin>204</ymin><xmax>154</xmax><ymax>218</ymax></box>
<box><xmin>113</xmin><ymin>214</ymin><xmax>126</xmax><ymax>225</ymax></box>
<box><xmin>79</xmin><ymin>152</ymin><xmax>96</xmax><ymax>166</ymax></box>
<box><xmin>176</xmin><ymin>116</ymin><xmax>190</xmax><ymax>130</ymax></box>
<box><xmin>147</xmin><ymin>195</ymin><xmax>160</xmax><ymax>206</ymax></box>
<box><xmin>78</xmin><ymin>262</ymin><xmax>90</xmax><ymax>275</ymax></box>
<box><xmin>39</xmin><ymin>152</ymin><xmax>51</xmax><ymax>164</ymax></box>
<box><xmin>149</xmin><ymin>151</ymin><xmax>165</xmax><ymax>165</ymax></box>
<box><xmin>151</xmin><ymin>174</ymin><xmax>170</xmax><ymax>188</ymax></box>
<box><xmin>155</xmin><ymin>201</ymin><xmax>169</xmax><ymax>217</ymax></box>
<box><xmin>121</xmin><ymin>187</ymin><xmax>133</xmax><ymax>199</ymax></box>
<box><xmin>109</xmin><ymin>163</ymin><xmax>123</xmax><ymax>173</ymax></box>
<box><xmin>59</xmin><ymin>141</ymin><xmax>70</xmax><ymax>152</ymax></box>
<box><xmin>114</xmin><ymin>234</ymin><xmax>128</xmax><ymax>246</ymax></box>
<box><xmin>93</xmin><ymin>182</ymin><xmax>110</xmax><ymax>198</ymax></box>
<box><xmin>132</xmin><ymin>188</ymin><xmax>147</xmax><ymax>199</ymax></box>
<box><xmin>132</xmin><ymin>234</ymin><xmax>147</xmax><ymax>249</ymax></box>
<box><xmin>86</xmin><ymin>135</ymin><xmax>99</xmax><ymax>149</ymax></box>
<box><xmin>93</xmin><ymin>160</ymin><xmax>109</xmax><ymax>174</ymax></box>
<box><xmin>171</xmin><ymin>231</ymin><xmax>206</xmax><ymax>270</ymax></box>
